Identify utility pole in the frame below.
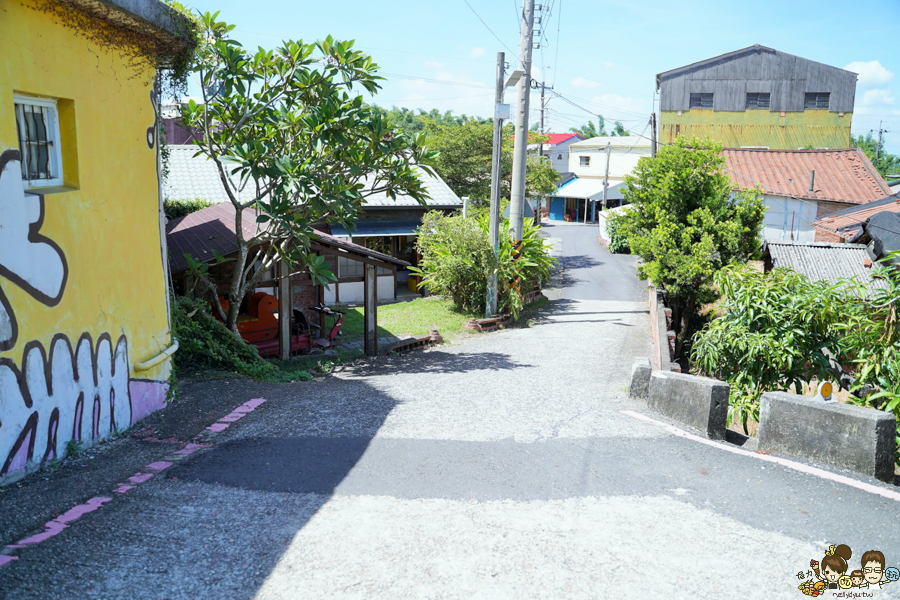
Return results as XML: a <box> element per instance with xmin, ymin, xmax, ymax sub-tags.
<box><xmin>601</xmin><ymin>141</ymin><xmax>611</xmax><ymax>210</ymax></box>
<box><xmin>650</xmin><ymin>113</ymin><xmax>657</xmax><ymax>158</ymax></box>
<box><xmin>876</xmin><ymin>121</ymin><xmax>889</xmax><ymax>161</ymax></box>
<box><xmin>535</xmin><ymin>82</ymin><xmax>552</xmax><ymax>226</ymax></box>
<box><xmin>508</xmin><ymin>0</ymin><xmax>536</xmax><ymax>242</ymax></box>
<box><xmin>487</xmin><ymin>52</ymin><xmax>506</xmax><ymax>318</ymax></box>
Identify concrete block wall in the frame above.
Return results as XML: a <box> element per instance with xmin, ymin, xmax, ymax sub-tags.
<box><xmin>648</xmin><ymin>286</ymin><xmax>681</xmax><ymax>373</ymax></box>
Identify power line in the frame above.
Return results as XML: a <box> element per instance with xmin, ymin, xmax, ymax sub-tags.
<box><xmin>461</xmin><ymin>0</ymin><xmax>519</xmax><ymax>60</ymax></box>
<box><xmin>380</xmin><ymin>72</ymin><xmax>492</xmax><ymax>90</ymax></box>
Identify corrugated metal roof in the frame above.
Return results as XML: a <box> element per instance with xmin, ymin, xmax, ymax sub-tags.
<box><xmin>813</xmin><ymin>196</ymin><xmax>900</xmax><ymax>241</ymax></box>
<box><xmin>554</xmin><ymin>177</ymin><xmax>627</xmax><ymax>200</ymax></box>
<box><xmin>723</xmin><ymin>148</ymin><xmax>891</xmax><ymax>205</ymax></box>
<box><xmin>765</xmin><ymin>241</ymin><xmax>886</xmax><ymax>290</ymax></box>
<box><xmin>163</xmin><ymin>145</ymin><xmax>462</xmax><ymax>209</ymax></box>
<box><xmin>165</xmin><ymin>202</ymin><xmax>406</xmax><ymax>275</ymax></box>
<box><xmin>330</xmin><ymin>218</ymin><xmax>422</xmax><ymax>238</ymax></box>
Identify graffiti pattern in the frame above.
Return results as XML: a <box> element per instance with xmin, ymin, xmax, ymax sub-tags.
<box><xmin>0</xmin><ymin>334</ymin><xmax>131</xmax><ymax>475</ymax></box>
<box><xmin>0</xmin><ymin>150</ymin><xmax>68</xmax><ymax>351</ymax></box>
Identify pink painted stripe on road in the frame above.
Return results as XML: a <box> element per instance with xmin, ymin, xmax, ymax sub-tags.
<box><xmin>206</xmin><ymin>423</ymin><xmax>229</xmax><ymax>432</ymax></box>
<box><xmin>6</xmin><ymin>496</ymin><xmax>112</xmax><ymax>549</ymax></box>
<box><xmin>173</xmin><ymin>443</ymin><xmax>207</xmax><ymax>455</ymax></box>
<box><xmin>218</xmin><ymin>413</ymin><xmax>245</xmax><ymax>423</ymax></box>
<box><xmin>114</xmin><ymin>484</ymin><xmax>136</xmax><ymax>494</ymax></box>
<box><xmin>0</xmin><ymin>555</ymin><xmax>18</xmax><ymax>568</ymax></box>
<box><xmin>145</xmin><ymin>461</ymin><xmax>173</xmax><ymax>472</ymax></box>
<box><xmin>128</xmin><ymin>473</ymin><xmax>154</xmax><ymax>484</ymax></box>
<box><xmin>243</xmin><ymin>398</ymin><xmax>267</xmax><ymax>410</ymax></box>
<box><xmin>621</xmin><ymin>410</ymin><xmax>900</xmax><ymax>502</ymax></box>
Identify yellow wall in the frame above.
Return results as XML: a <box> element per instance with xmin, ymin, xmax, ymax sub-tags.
<box><xmin>660</xmin><ymin>109</ymin><xmax>852</xmax><ymax>149</ymax></box>
<box><xmin>1</xmin><ymin>0</ymin><xmax>172</xmax><ymax>479</ymax></box>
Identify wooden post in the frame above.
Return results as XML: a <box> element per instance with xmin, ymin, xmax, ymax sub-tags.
<box><xmin>278</xmin><ymin>257</ymin><xmax>291</xmax><ymax>360</ymax></box>
<box><xmin>364</xmin><ymin>263</ymin><xmax>377</xmax><ymax>356</ymax></box>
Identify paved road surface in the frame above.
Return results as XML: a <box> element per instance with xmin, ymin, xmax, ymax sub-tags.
<box><xmin>2</xmin><ymin>223</ymin><xmax>899</xmax><ymax>599</ymax></box>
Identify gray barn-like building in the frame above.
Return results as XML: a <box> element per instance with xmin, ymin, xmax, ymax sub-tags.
<box><xmin>656</xmin><ymin>45</ymin><xmax>857</xmax><ymax>149</ymax></box>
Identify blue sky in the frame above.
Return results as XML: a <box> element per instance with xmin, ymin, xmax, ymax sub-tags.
<box><xmin>183</xmin><ymin>0</ymin><xmax>900</xmax><ymax>155</ymax></box>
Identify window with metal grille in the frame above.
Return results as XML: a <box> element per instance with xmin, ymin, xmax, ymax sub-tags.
<box><xmin>14</xmin><ymin>95</ymin><xmax>63</xmax><ymax>187</ymax></box>
<box><xmin>338</xmin><ymin>256</ymin><xmax>364</xmax><ymax>278</ymax></box>
<box><xmin>746</xmin><ymin>93</ymin><xmax>770</xmax><ymax>109</ymax></box>
<box><xmin>804</xmin><ymin>93</ymin><xmax>830</xmax><ymax>110</ymax></box>
<box><xmin>689</xmin><ymin>93</ymin><xmax>713</xmax><ymax>109</ymax></box>
<box><xmin>579</xmin><ymin>156</ymin><xmax>590</xmax><ymax>166</ymax></box>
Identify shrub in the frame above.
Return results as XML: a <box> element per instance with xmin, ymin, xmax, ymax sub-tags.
<box><xmin>605</xmin><ymin>210</ymin><xmax>631</xmax><ymax>254</ymax></box>
<box><xmin>164</xmin><ymin>198</ymin><xmax>216</xmax><ymax>221</ymax></box>
<box><xmin>412</xmin><ymin>211</ymin><xmax>556</xmax><ymax>318</ymax></box>
<box><xmin>172</xmin><ymin>296</ymin><xmax>310</xmax><ymax>382</ymax></box>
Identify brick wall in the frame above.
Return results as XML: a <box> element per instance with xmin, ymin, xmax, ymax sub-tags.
<box><xmin>814</xmin><ymin>227</ymin><xmax>846</xmax><ymax>243</ymax></box>
<box><xmin>816</xmin><ymin>201</ymin><xmax>856</xmax><ymax>219</ymax></box>
<box><xmin>290</xmin><ymin>274</ymin><xmax>320</xmax><ymax>330</ymax></box>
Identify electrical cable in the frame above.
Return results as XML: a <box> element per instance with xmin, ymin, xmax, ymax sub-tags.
<box><xmin>461</xmin><ymin>0</ymin><xmax>519</xmax><ymax>60</ymax></box>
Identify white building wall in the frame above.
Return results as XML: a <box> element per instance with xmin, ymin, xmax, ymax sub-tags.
<box><xmin>761</xmin><ymin>195</ymin><xmax>817</xmax><ymax>242</ymax></box>
<box><xmin>568</xmin><ymin>144</ymin><xmax>651</xmax><ymax>179</ymax></box>
<box><xmin>324</xmin><ymin>276</ymin><xmax>395</xmax><ymax>305</ymax></box>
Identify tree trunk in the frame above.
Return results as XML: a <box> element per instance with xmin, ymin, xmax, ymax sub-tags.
<box><xmin>674</xmin><ymin>295</ymin><xmax>696</xmax><ymax>360</ymax></box>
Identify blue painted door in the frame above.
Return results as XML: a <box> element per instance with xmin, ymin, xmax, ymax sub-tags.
<box><xmin>549</xmin><ymin>198</ymin><xmax>565</xmax><ymax>221</ymax></box>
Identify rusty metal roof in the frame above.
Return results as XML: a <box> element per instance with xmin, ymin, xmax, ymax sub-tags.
<box><xmin>166</xmin><ymin>203</ymin><xmax>407</xmax><ymax>275</ymax></box>
<box><xmin>813</xmin><ymin>196</ymin><xmax>900</xmax><ymax>241</ymax></box>
<box><xmin>723</xmin><ymin>148</ymin><xmax>891</xmax><ymax>205</ymax></box>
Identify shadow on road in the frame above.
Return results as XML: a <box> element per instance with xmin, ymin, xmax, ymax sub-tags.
<box><xmin>339</xmin><ymin>351</ymin><xmax>532</xmax><ymax>377</ymax></box>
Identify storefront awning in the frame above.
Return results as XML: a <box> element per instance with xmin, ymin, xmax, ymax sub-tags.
<box><xmin>554</xmin><ymin>178</ymin><xmax>627</xmax><ymax>201</ymax></box>
<box><xmin>329</xmin><ymin>218</ymin><xmax>422</xmax><ymax>238</ymax></box>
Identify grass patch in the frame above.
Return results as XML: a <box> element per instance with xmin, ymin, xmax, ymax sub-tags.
<box><xmin>337</xmin><ymin>297</ymin><xmax>478</xmax><ymax>344</ymax></box>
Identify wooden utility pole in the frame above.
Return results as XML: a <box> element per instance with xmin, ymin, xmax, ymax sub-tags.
<box><xmin>650</xmin><ymin>113</ymin><xmax>657</xmax><ymax>158</ymax></box>
<box><xmin>278</xmin><ymin>257</ymin><xmax>291</xmax><ymax>360</ymax></box>
<box><xmin>364</xmin><ymin>264</ymin><xmax>377</xmax><ymax>356</ymax></box>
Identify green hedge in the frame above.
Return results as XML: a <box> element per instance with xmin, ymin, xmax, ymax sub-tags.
<box><xmin>164</xmin><ymin>198</ymin><xmax>216</xmax><ymax>221</ymax></box>
<box><xmin>606</xmin><ymin>210</ymin><xmax>631</xmax><ymax>254</ymax></box>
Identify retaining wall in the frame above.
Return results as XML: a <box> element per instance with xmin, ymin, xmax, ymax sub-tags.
<box><xmin>648</xmin><ymin>287</ymin><xmax>680</xmax><ymax>373</ymax></box>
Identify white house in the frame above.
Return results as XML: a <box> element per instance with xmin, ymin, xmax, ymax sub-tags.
<box><xmin>547</xmin><ymin>136</ymin><xmax>652</xmax><ymax>222</ymax></box>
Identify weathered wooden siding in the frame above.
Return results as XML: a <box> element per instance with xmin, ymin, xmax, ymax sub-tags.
<box><xmin>658</xmin><ymin>45</ymin><xmax>857</xmax><ymax>113</ymax></box>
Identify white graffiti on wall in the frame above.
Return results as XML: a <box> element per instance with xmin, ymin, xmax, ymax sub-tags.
<box><xmin>0</xmin><ymin>150</ymin><xmax>68</xmax><ymax>351</ymax></box>
<box><xmin>0</xmin><ymin>149</ymin><xmax>164</xmax><ymax>479</ymax></box>
<box><xmin>0</xmin><ymin>334</ymin><xmax>131</xmax><ymax>475</ymax></box>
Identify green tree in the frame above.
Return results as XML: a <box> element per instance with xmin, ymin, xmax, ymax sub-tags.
<box><xmin>370</xmin><ymin>105</ymin><xmax>490</xmax><ymax>134</ymax></box>
<box><xmin>851</xmin><ymin>133</ymin><xmax>900</xmax><ymax>179</ymax></box>
<box><xmin>620</xmin><ymin>136</ymin><xmax>766</xmax><ymax>357</ymax></box>
<box><xmin>180</xmin><ymin>13</ymin><xmax>435</xmax><ymax>334</ymax></box>
<box><xmin>569</xmin><ymin>115</ymin><xmax>627</xmax><ymax>138</ymax></box>
<box><xmin>426</xmin><ymin>120</ymin><xmax>558</xmax><ymax>202</ymax></box>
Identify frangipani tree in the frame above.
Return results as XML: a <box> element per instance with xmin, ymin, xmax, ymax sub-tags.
<box><xmin>180</xmin><ymin>12</ymin><xmax>436</xmax><ymax>334</ymax></box>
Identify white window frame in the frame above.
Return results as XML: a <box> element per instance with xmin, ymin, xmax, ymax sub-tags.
<box><xmin>14</xmin><ymin>94</ymin><xmax>64</xmax><ymax>189</ymax></box>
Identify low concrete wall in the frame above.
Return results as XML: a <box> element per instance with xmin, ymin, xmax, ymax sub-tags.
<box><xmin>648</xmin><ymin>371</ymin><xmax>729</xmax><ymax>439</ymax></box>
<box><xmin>629</xmin><ymin>357</ymin><xmax>651</xmax><ymax>399</ymax></box>
<box><xmin>649</xmin><ymin>286</ymin><xmax>680</xmax><ymax>373</ymax></box>
<box><xmin>759</xmin><ymin>392</ymin><xmax>897</xmax><ymax>482</ymax></box>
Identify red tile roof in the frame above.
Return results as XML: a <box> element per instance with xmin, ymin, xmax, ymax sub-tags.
<box><xmin>166</xmin><ymin>202</ymin><xmax>406</xmax><ymax>274</ymax></box>
<box><xmin>813</xmin><ymin>195</ymin><xmax>900</xmax><ymax>241</ymax></box>
<box><xmin>516</xmin><ymin>133</ymin><xmax>583</xmax><ymax>145</ymax></box>
<box><xmin>722</xmin><ymin>148</ymin><xmax>892</xmax><ymax>205</ymax></box>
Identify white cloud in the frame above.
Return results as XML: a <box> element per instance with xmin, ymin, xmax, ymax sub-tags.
<box><xmin>424</xmin><ymin>61</ymin><xmax>446</xmax><ymax>69</ymax></box>
<box><xmin>844</xmin><ymin>60</ymin><xmax>894</xmax><ymax>87</ymax></box>
<box><xmin>589</xmin><ymin>93</ymin><xmax>650</xmax><ymax>117</ymax></box>
<box><xmin>604</xmin><ymin>62</ymin><xmax>615</xmax><ymax>68</ymax></box>
<box><xmin>861</xmin><ymin>89</ymin><xmax>896</xmax><ymax>107</ymax></box>
<box><xmin>571</xmin><ymin>77</ymin><xmax>600</xmax><ymax>89</ymax></box>
<box><xmin>469</xmin><ymin>47</ymin><xmax>486</xmax><ymax>58</ymax></box>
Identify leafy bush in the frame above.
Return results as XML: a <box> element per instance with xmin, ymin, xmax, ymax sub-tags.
<box><xmin>172</xmin><ymin>296</ymin><xmax>311</xmax><ymax>382</ymax></box>
<box><xmin>412</xmin><ymin>211</ymin><xmax>556</xmax><ymax>318</ymax></box>
<box><xmin>691</xmin><ymin>266</ymin><xmax>845</xmax><ymax>432</ymax></box>
<box><xmin>164</xmin><ymin>198</ymin><xmax>216</xmax><ymax>221</ymax></box>
<box><xmin>693</xmin><ymin>259</ymin><xmax>900</xmax><ymax>464</ymax></box>
<box><xmin>605</xmin><ymin>210</ymin><xmax>631</xmax><ymax>254</ymax></box>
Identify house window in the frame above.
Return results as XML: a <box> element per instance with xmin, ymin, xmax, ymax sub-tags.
<box><xmin>557</xmin><ymin>153</ymin><xmax>563</xmax><ymax>160</ymax></box>
<box><xmin>14</xmin><ymin>95</ymin><xmax>64</xmax><ymax>187</ymax></box>
<box><xmin>804</xmin><ymin>93</ymin><xmax>830</xmax><ymax>110</ymax></box>
<box><xmin>689</xmin><ymin>93</ymin><xmax>713</xmax><ymax>109</ymax></box>
<box><xmin>337</xmin><ymin>256</ymin><xmax>389</xmax><ymax>277</ymax></box>
<box><xmin>746</xmin><ymin>93</ymin><xmax>770</xmax><ymax>109</ymax></box>
<box><xmin>579</xmin><ymin>156</ymin><xmax>590</xmax><ymax>167</ymax></box>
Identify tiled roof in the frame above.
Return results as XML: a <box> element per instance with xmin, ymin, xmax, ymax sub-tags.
<box><xmin>163</xmin><ymin>145</ymin><xmax>461</xmax><ymax>208</ymax></box>
<box><xmin>547</xmin><ymin>133</ymin><xmax>582</xmax><ymax>145</ymax></box>
<box><xmin>723</xmin><ymin>148</ymin><xmax>891</xmax><ymax>205</ymax></box>
<box><xmin>765</xmin><ymin>241</ymin><xmax>886</xmax><ymax>290</ymax></box>
<box><xmin>813</xmin><ymin>196</ymin><xmax>900</xmax><ymax>241</ymax></box>
<box><xmin>166</xmin><ymin>202</ymin><xmax>406</xmax><ymax>275</ymax></box>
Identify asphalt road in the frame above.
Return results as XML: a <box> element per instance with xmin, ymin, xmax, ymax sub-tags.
<box><xmin>2</xmin><ymin>223</ymin><xmax>899</xmax><ymax>599</ymax></box>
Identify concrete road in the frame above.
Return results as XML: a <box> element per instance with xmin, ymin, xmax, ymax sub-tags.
<box><xmin>2</xmin><ymin>224</ymin><xmax>899</xmax><ymax>599</ymax></box>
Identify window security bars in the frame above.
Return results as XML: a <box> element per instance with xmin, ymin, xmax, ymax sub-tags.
<box><xmin>689</xmin><ymin>93</ymin><xmax>714</xmax><ymax>109</ymax></box>
<box><xmin>804</xmin><ymin>93</ymin><xmax>830</xmax><ymax>110</ymax></box>
<box><xmin>15</xmin><ymin>103</ymin><xmax>54</xmax><ymax>181</ymax></box>
<box><xmin>746</xmin><ymin>93</ymin><xmax>770</xmax><ymax>110</ymax></box>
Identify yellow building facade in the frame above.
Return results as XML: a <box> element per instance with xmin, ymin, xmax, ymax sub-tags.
<box><xmin>0</xmin><ymin>0</ymin><xmax>192</xmax><ymax>482</ymax></box>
